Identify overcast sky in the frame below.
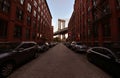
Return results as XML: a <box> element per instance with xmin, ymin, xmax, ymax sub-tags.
<box><xmin>46</xmin><ymin>0</ymin><xmax>74</xmax><ymax>32</ymax></box>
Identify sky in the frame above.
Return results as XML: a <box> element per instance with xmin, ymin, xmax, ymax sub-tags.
<box><xmin>46</xmin><ymin>0</ymin><xmax>74</xmax><ymax>32</ymax></box>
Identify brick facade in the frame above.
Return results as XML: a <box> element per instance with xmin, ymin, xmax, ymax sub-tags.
<box><xmin>0</xmin><ymin>0</ymin><xmax>53</xmax><ymax>43</ymax></box>
<box><xmin>68</xmin><ymin>0</ymin><xmax>120</xmax><ymax>46</ymax></box>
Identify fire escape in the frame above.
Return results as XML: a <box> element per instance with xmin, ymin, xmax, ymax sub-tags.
<box><xmin>90</xmin><ymin>0</ymin><xmax>112</xmax><ymax>44</ymax></box>
<box><xmin>92</xmin><ymin>0</ymin><xmax>111</xmax><ymax>23</ymax></box>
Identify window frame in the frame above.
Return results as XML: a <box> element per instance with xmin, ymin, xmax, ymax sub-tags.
<box><xmin>19</xmin><ymin>0</ymin><xmax>24</xmax><ymax>5</ymax></box>
<box><xmin>27</xmin><ymin>3</ymin><xmax>32</xmax><ymax>13</ymax></box>
<box><xmin>0</xmin><ymin>19</ymin><xmax>8</xmax><ymax>38</ymax></box>
<box><xmin>14</xmin><ymin>25</ymin><xmax>22</xmax><ymax>39</ymax></box>
<box><xmin>16</xmin><ymin>8</ymin><xmax>24</xmax><ymax>21</ymax></box>
<box><xmin>0</xmin><ymin>0</ymin><xmax>10</xmax><ymax>13</ymax></box>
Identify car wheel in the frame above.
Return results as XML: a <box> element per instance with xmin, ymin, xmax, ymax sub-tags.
<box><xmin>0</xmin><ymin>62</ymin><xmax>14</xmax><ymax>77</ymax></box>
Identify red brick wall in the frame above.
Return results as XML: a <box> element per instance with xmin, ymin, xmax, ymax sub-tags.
<box><xmin>68</xmin><ymin>0</ymin><xmax>120</xmax><ymax>46</ymax></box>
<box><xmin>0</xmin><ymin>0</ymin><xmax>52</xmax><ymax>43</ymax></box>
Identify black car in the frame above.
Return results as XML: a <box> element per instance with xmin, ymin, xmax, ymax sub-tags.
<box><xmin>64</xmin><ymin>42</ymin><xmax>71</xmax><ymax>48</ymax></box>
<box><xmin>87</xmin><ymin>47</ymin><xmax>120</xmax><ymax>77</ymax></box>
<box><xmin>0</xmin><ymin>41</ymin><xmax>39</xmax><ymax>77</ymax></box>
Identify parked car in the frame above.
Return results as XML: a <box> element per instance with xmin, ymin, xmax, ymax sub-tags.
<box><xmin>49</xmin><ymin>42</ymin><xmax>57</xmax><ymax>48</ymax></box>
<box><xmin>45</xmin><ymin>42</ymin><xmax>50</xmax><ymax>49</ymax></box>
<box><xmin>74</xmin><ymin>42</ymin><xmax>87</xmax><ymax>53</ymax></box>
<box><xmin>38</xmin><ymin>42</ymin><xmax>49</xmax><ymax>52</ymax></box>
<box><xmin>87</xmin><ymin>47</ymin><xmax>120</xmax><ymax>77</ymax></box>
<box><xmin>71</xmin><ymin>41</ymin><xmax>76</xmax><ymax>50</ymax></box>
<box><xmin>0</xmin><ymin>41</ymin><xmax>39</xmax><ymax>77</ymax></box>
<box><xmin>64</xmin><ymin>42</ymin><xmax>71</xmax><ymax>48</ymax></box>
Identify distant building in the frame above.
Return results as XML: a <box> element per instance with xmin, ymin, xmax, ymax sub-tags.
<box><xmin>68</xmin><ymin>0</ymin><xmax>120</xmax><ymax>46</ymax></box>
<box><xmin>0</xmin><ymin>0</ymin><xmax>53</xmax><ymax>43</ymax></box>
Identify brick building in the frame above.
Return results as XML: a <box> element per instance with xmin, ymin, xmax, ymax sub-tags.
<box><xmin>0</xmin><ymin>0</ymin><xmax>53</xmax><ymax>43</ymax></box>
<box><xmin>68</xmin><ymin>0</ymin><xmax>120</xmax><ymax>46</ymax></box>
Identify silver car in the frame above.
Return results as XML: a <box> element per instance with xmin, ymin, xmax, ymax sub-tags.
<box><xmin>74</xmin><ymin>42</ymin><xmax>87</xmax><ymax>53</ymax></box>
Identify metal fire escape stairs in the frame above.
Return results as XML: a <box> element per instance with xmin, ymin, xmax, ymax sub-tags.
<box><xmin>93</xmin><ymin>0</ymin><xmax>110</xmax><ymax>21</ymax></box>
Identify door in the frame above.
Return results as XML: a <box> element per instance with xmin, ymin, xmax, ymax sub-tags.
<box><xmin>14</xmin><ymin>43</ymin><xmax>36</xmax><ymax>64</ymax></box>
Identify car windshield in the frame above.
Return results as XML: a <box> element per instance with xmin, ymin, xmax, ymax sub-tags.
<box><xmin>0</xmin><ymin>42</ymin><xmax>20</xmax><ymax>52</ymax></box>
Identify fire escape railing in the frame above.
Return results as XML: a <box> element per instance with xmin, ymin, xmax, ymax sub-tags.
<box><xmin>92</xmin><ymin>0</ymin><xmax>111</xmax><ymax>23</ymax></box>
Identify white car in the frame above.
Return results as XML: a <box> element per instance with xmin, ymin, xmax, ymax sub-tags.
<box><xmin>71</xmin><ymin>41</ymin><xmax>76</xmax><ymax>50</ymax></box>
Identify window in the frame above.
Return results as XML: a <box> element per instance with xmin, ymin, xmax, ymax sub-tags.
<box><xmin>14</xmin><ymin>25</ymin><xmax>22</xmax><ymax>38</ymax></box>
<box><xmin>102</xmin><ymin>4</ymin><xmax>110</xmax><ymax>15</ymax></box>
<box><xmin>103</xmin><ymin>23</ymin><xmax>111</xmax><ymax>37</ymax></box>
<box><xmin>38</xmin><ymin>15</ymin><xmax>40</xmax><ymax>21</ymax></box>
<box><xmin>33</xmin><ymin>21</ymin><xmax>36</xmax><ymax>29</ymax></box>
<box><xmin>41</xmin><ymin>11</ymin><xmax>43</xmax><ymax>16</ymax></box>
<box><xmin>19</xmin><ymin>0</ymin><xmax>24</xmax><ymax>5</ymax></box>
<box><xmin>33</xmin><ymin>10</ymin><xmax>36</xmax><ymax>17</ymax></box>
<box><xmin>119</xmin><ymin>18</ymin><xmax>120</xmax><ymax>40</ymax></box>
<box><xmin>88</xmin><ymin>29</ymin><xmax>91</xmax><ymax>38</ymax></box>
<box><xmin>87</xmin><ymin>18</ymin><xmax>91</xmax><ymax>25</ymax></box>
<box><xmin>93</xmin><ymin>0</ymin><xmax>97</xmax><ymax>6</ymax></box>
<box><xmin>43</xmin><ymin>15</ymin><xmax>45</xmax><ymax>19</ymax></box>
<box><xmin>0</xmin><ymin>20</ymin><xmax>7</xmax><ymax>38</ymax></box>
<box><xmin>87</xmin><ymin>0</ymin><xmax>90</xmax><ymax>3</ymax></box>
<box><xmin>42</xmin><ymin>5</ymin><xmax>43</xmax><ymax>9</ymax></box>
<box><xmin>38</xmin><ymin>7</ymin><xmax>40</xmax><ymax>12</ymax></box>
<box><xmin>26</xmin><ymin>29</ymin><xmax>30</xmax><ymax>39</ymax></box>
<box><xmin>93</xmin><ymin>11</ymin><xmax>97</xmax><ymax>21</ymax></box>
<box><xmin>32</xmin><ymin>32</ymin><xmax>36</xmax><ymax>39</ymax></box>
<box><xmin>38</xmin><ymin>24</ymin><xmax>40</xmax><ymax>32</ymax></box>
<box><xmin>27</xmin><ymin>16</ymin><xmax>31</xmax><ymax>25</ymax></box>
<box><xmin>92</xmin><ymin>25</ymin><xmax>98</xmax><ymax>38</ymax></box>
<box><xmin>42</xmin><ymin>0</ymin><xmax>44</xmax><ymax>3</ymax></box>
<box><xmin>34</xmin><ymin>0</ymin><xmax>37</xmax><ymax>7</ymax></box>
<box><xmin>38</xmin><ymin>0</ymin><xmax>41</xmax><ymax>4</ymax></box>
<box><xmin>16</xmin><ymin>8</ymin><xmax>24</xmax><ymax>21</ymax></box>
<box><xmin>0</xmin><ymin>0</ymin><xmax>10</xmax><ymax>13</ymax></box>
<box><xmin>37</xmin><ymin>33</ymin><xmax>39</xmax><ymax>38</ymax></box>
<box><xmin>41</xmin><ymin>19</ymin><xmax>43</xmax><ymax>23</ymax></box>
<box><xmin>117</xmin><ymin>0</ymin><xmax>120</xmax><ymax>7</ymax></box>
<box><xmin>88</xmin><ymin>7</ymin><xmax>90</xmax><ymax>12</ymax></box>
<box><xmin>27</xmin><ymin>3</ymin><xmax>32</xmax><ymax>13</ymax></box>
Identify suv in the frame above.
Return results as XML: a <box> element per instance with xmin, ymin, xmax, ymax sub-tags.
<box><xmin>0</xmin><ymin>41</ymin><xmax>39</xmax><ymax>77</ymax></box>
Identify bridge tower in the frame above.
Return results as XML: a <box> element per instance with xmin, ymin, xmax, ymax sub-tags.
<box><xmin>58</xmin><ymin>19</ymin><xmax>66</xmax><ymax>41</ymax></box>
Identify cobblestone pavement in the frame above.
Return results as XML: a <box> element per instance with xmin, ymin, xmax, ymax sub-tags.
<box><xmin>8</xmin><ymin>43</ymin><xmax>111</xmax><ymax>78</ymax></box>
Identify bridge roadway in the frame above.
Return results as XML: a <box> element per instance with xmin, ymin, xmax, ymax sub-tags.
<box><xmin>54</xmin><ymin>27</ymin><xmax>68</xmax><ymax>35</ymax></box>
<box><xmin>8</xmin><ymin>43</ymin><xmax>111</xmax><ymax>78</ymax></box>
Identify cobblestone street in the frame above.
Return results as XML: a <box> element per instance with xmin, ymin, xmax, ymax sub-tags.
<box><xmin>8</xmin><ymin>43</ymin><xmax>111</xmax><ymax>78</ymax></box>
